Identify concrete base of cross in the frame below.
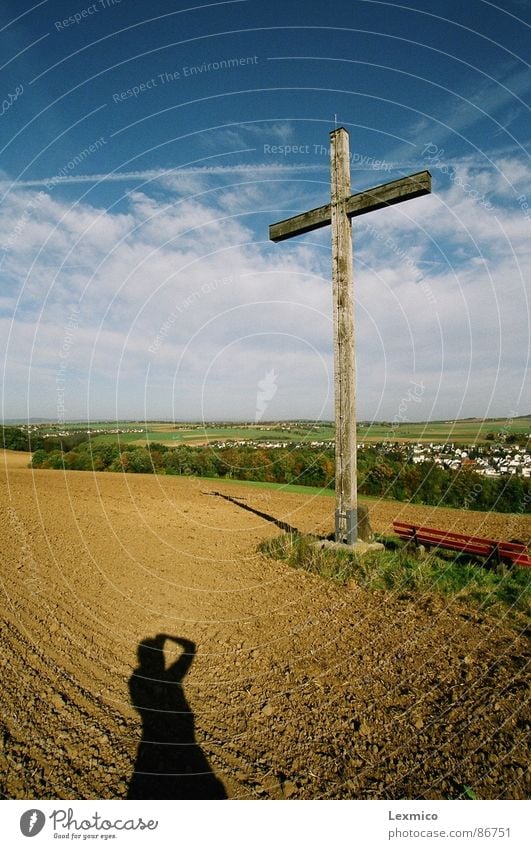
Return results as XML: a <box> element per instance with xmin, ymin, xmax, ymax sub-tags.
<box><xmin>332</xmin><ymin>502</ymin><xmax>381</xmax><ymax>549</ymax></box>
<box><xmin>313</xmin><ymin>539</ymin><xmax>384</xmax><ymax>556</ymax></box>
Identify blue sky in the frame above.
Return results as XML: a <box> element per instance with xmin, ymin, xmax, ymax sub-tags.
<box><xmin>0</xmin><ymin>0</ymin><xmax>529</xmax><ymax>422</ymax></box>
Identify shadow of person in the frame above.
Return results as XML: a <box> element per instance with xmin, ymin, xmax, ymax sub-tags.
<box><xmin>127</xmin><ymin>635</ymin><xmax>227</xmax><ymax>799</ymax></box>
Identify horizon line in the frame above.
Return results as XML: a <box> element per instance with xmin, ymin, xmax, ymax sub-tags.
<box><xmin>2</xmin><ymin>415</ymin><xmax>529</xmax><ymax>425</ymax></box>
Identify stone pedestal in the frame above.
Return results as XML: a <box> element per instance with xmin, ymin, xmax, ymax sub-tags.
<box><xmin>357</xmin><ymin>503</ymin><xmax>374</xmax><ymax>542</ymax></box>
<box><xmin>313</xmin><ymin>503</ymin><xmax>383</xmax><ymax>554</ymax></box>
<box><xmin>313</xmin><ymin>538</ymin><xmax>384</xmax><ymax>555</ymax></box>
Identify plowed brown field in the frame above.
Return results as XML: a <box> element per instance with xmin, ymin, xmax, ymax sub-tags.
<box><xmin>1</xmin><ymin>449</ymin><xmax>529</xmax><ymax>800</ymax></box>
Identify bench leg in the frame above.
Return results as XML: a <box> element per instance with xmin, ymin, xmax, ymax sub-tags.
<box><xmin>485</xmin><ymin>543</ymin><xmax>501</xmax><ymax>571</ymax></box>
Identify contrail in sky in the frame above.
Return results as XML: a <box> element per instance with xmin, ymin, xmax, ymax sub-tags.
<box><xmin>4</xmin><ymin>162</ymin><xmax>328</xmax><ymax>189</ymax></box>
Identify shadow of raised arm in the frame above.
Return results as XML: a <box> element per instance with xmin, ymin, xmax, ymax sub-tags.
<box><xmin>158</xmin><ymin>635</ymin><xmax>195</xmax><ymax>682</ymax></box>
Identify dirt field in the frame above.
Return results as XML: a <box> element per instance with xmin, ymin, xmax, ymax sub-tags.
<box><xmin>0</xmin><ymin>449</ymin><xmax>529</xmax><ymax>800</ymax></box>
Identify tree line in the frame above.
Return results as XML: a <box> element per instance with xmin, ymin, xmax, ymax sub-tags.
<box><xmin>1</xmin><ymin>426</ymin><xmax>88</xmax><ymax>453</ymax></box>
<box><xmin>26</xmin><ymin>439</ymin><xmax>531</xmax><ymax>514</ymax></box>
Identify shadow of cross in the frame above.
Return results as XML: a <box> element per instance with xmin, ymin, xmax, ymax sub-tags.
<box><xmin>269</xmin><ymin>127</ymin><xmax>431</xmax><ymax>546</ymax></box>
<box><xmin>209</xmin><ymin>490</ymin><xmax>301</xmax><ymax>535</ymax></box>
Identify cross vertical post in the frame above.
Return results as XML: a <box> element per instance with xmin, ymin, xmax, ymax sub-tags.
<box><xmin>268</xmin><ymin>128</ymin><xmax>431</xmax><ymax>546</ymax></box>
<box><xmin>330</xmin><ymin>128</ymin><xmax>357</xmax><ymax>544</ymax></box>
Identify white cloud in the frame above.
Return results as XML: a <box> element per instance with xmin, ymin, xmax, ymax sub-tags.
<box><xmin>408</xmin><ymin>63</ymin><xmax>531</xmax><ymax>150</ymax></box>
<box><xmin>200</xmin><ymin>120</ymin><xmax>295</xmax><ymax>152</ymax></box>
<box><xmin>1</xmin><ymin>157</ymin><xmax>529</xmax><ymax>421</ymax></box>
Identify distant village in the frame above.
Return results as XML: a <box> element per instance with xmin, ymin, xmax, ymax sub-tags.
<box><xmin>400</xmin><ymin>442</ymin><xmax>531</xmax><ymax>478</ymax></box>
<box><xmin>22</xmin><ymin>425</ymin><xmax>146</xmax><ymax>437</ymax></box>
<box><xmin>207</xmin><ymin>440</ymin><xmax>531</xmax><ymax>478</ymax></box>
<box><xmin>14</xmin><ymin>422</ymin><xmax>531</xmax><ymax>478</ymax></box>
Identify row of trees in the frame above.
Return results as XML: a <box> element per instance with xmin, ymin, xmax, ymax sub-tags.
<box><xmin>30</xmin><ymin>442</ymin><xmax>335</xmax><ymax>488</ymax></box>
<box><xmin>1</xmin><ymin>426</ymin><xmax>88</xmax><ymax>453</ymax></box>
<box><xmin>28</xmin><ymin>440</ymin><xmax>531</xmax><ymax>514</ymax></box>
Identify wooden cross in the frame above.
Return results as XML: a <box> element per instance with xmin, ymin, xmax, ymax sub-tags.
<box><xmin>269</xmin><ymin>127</ymin><xmax>431</xmax><ymax>544</ymax></box>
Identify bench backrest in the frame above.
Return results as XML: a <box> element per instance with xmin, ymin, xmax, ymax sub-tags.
<box><xmin>392</xmin><ymin>521</ymin><xmax>530</xmax><ymax>565</ymax></box>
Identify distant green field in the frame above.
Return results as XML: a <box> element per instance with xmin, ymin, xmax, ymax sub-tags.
<box><xmin>89</xmin><ymin>425</ymin><xmax>336</xmax><ymax>446</ymax></box>
<box><xmin>33</xmin><ymin>418</ymin><xmax>530</xmax><ymax>446</ymax></box>
<box><xmin>61</xmin><ymin>421</ymin><xmax>155</xmax><ymax>431</ymax></box>
<box><xmin>90</xmin><ymin>430</ymin><xmax>177</xmax><ymax>444</ymax></box>
<box><xmin>358</xmin><ymin>418</ymin><xmax>531</xmax><ymax>443</ymax></box>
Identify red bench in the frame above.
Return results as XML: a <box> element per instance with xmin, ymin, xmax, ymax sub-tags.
<box><xmin>392</xmin><ymin>521</ymin><xmax>531</xmax><ymax>568</ymax></box>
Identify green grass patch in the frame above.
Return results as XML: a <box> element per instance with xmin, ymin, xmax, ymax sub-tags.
<box><xmin>195</xmin><ymin>476</ymin><xmax>387</xmax><ymax>501</ymax></box>
<box><xmin>259</xmin><ymin>533</ymin><xmax>531</xmax><ymax>629</ymax></box>
<box><xmin>196</xmin><ymin>476</ymin><xmax>335</xmax><ymax>496</ymax></box>
<box><xmin>461</xmin><ymin>786</ymin><xmax>478</xmax><ymax>801</ymax></box>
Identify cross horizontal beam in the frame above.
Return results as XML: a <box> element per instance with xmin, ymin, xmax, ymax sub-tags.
<box><xmin>269</xmin><ymin>170</ymin><xmax>431</xmax><ymax>243</ymax></box>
